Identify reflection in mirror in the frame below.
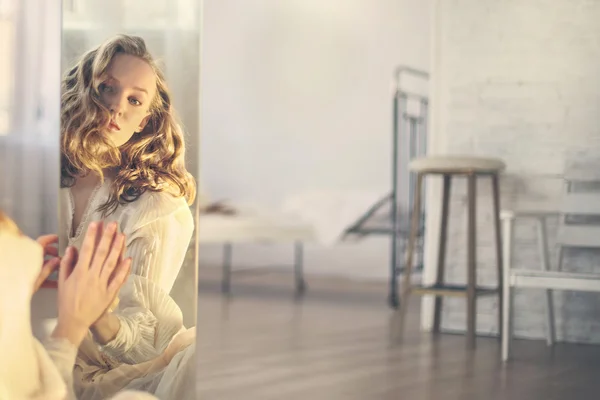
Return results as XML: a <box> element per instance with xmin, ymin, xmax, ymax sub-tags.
<box><xmin>54</xmin><ymin>1</ymin><xmax>201</xmax><ymax>398</ymax></box>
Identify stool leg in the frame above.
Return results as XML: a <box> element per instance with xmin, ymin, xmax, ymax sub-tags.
<box><xmin>398</xmin><ymin>172</ymin><xmax>424</xmax><ymax>331</ymax></box>
<box><xmin>466</xmin><ymin>173</ymin><xmax>477</xmax><ymax>348</ymax></box>
<box><xmin>433</xmin><ymin>174</ymin><xmax>452</xmax><ymax>333</ymax></box>
<box><xmin>491</xmin><ymin>174</ymin><xmax>503</xmax><ymax>339</ymax></box>
<box><xmin>501</xmin><ymin>216</ymin><xmax>514</xmax><ymax>361</ymax></box>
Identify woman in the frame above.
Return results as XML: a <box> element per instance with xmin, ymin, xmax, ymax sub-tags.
<box><xmin>60</xmin><ymin>33</ymin><xmax>196</xmax><ymax>296</ymax></box>
<box><xmin>0</xmin><ymin>210</ymin><xmax>158</xmax><ymax>399</ymax></box>
<box><xmin>59</xmin><ymin>34</ymin><xmax>196</xmax><ymax>398</ymax></box>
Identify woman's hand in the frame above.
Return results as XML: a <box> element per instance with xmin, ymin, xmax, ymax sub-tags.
<box><xmin>52</xmin><ymin>221</ymin><xmax>132</xmax><ymax>347</ymax></box>
<box><xmin>88</xmin><ymin>236</ymin><xmax>126</xmax><ymax>344</ymax></box>
<box><xmin>32</xmin><ymin>234</ymin><xmax>61</xmax><ymax>292</ymax></box>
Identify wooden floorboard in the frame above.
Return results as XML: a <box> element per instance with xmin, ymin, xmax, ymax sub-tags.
<box><xmin>196</xmin><ymin>269</ymin><xmax>600</xmax><ymax>399</ymax></box>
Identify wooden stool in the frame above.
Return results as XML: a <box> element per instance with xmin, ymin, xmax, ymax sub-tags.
<box><xmin>398</xmin><ymin>155</ymin><xmax>506</xmax><ymax>348</ymax></box>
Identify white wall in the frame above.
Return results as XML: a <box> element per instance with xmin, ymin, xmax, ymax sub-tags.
<box><xmin>423</xmin><ymin>0</ymin><xmax>600</xmax><ymax>344</ymax></box>
<box><xmin>200</xmin><ymin>0</ymin><xmax>430</xmax><ymax>280</ymax></box>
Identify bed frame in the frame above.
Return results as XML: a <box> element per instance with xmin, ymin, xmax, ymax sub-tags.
<box><xmin>345</xmin><ymin>66</ymin><xmax>429</xmax><ymax>308</ymax></box>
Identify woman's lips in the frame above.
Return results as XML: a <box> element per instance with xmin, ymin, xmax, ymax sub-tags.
<box><xmin>109</xmin><ymin>121</ymin><xmax>121</xmax><ymax>131</ymax></box>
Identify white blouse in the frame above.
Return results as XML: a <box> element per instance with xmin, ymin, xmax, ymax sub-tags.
<box><xmin>58</xmin><ymin>178</ymin><xmax>194</xmax><ymax>363</ymax></box>
<box><xmin>59</xmin><ymin>179</ymin><xmax>194</xmax><ymax>294</ymax></box>
<box><xmin>73</xmin><ymin>276</ymin><xmax>194</xmax><ymax>400</ymax></box>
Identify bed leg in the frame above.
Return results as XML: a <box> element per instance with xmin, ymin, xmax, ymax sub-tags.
<box><xmin>222</xmin><ymin>242</ymin><xmax>232</xmax><ymax>293</ymax></box>
<box><xmin>294</xmin><ymin>241</ymin><xmax>306</xmax><ymax>295</ymax></box>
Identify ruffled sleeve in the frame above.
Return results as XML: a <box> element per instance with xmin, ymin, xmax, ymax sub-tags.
<box><xmin>93</xmin><ymin>192</ymin><xmax>193</xmax><ymax>363</ymax></box>
<box><xmin>42</xmin><ymin>337</ymin><xmax>79</xmax><ymax>399</ymax></box>
<box><xmin>98</xmin><ymin>275</ymin><xmax>186</xmax><ymax>364</ymax></box>
<box><xmin>121</xmin><ymin>192</ymin><xmax>194</xmax><ymax>294</ymax></box>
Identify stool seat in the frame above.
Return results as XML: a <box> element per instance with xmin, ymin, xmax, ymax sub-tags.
<box><xmin>409</xmin><ymin>156</ymin><xmax>506</xmax><ymax>174</ymax></box>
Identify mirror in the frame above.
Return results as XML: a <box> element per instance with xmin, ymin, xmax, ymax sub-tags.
<box><xmin>56</xmin><ymin>0</ymin><xmax>201</xmax><ymax>398</ymax></box>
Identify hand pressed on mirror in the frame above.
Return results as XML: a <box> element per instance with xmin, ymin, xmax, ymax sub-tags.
<box><xmin>0</xmin><ymin>212</ymin><xmax>152</xmax><ymax>400</ymax></box>
<box><xmin>53</xmin><ymin>221</ymin><xmax>132</xmax><ymax>348</ymax></box>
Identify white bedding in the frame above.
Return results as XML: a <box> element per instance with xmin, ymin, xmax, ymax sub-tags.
<box><xmin>198</xmin><ymin>189</ymin><xmax>387</xmax><ymax>247</ymax></box>
<box><xmin>198</xmin><ymin>205</ymin><xmax>316</xmax><ymax>244</ymax></box>
<box><xmin>281</xmin><ymin>189</ymin><xmax>386</xmax><ymax>246</ymax></box>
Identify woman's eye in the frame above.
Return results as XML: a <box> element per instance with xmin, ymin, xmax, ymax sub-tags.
<box><xmin>129</xmin><ymin>98</ymin><xmax>141</xmax><ymax>106</ymax></box>
<box><xmin>99</xmin><ymin>83</ymin><xmax>113</xmax><ymax>93</ymax></box>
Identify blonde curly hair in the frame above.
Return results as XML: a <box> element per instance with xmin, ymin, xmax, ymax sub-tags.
<box><xmin>60</xmin><ymin>34</ymin><xmax>196</xmax><ymax>216</ymax></box>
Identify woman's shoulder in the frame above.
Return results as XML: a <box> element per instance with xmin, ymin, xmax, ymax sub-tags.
<box><xmin>123</xmin><ymin>190</ymin><xmax>193</xmax><ymax>232</ymax></box>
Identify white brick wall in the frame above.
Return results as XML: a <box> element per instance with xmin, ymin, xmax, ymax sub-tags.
<box><xmin>430</xmin><ymin>0</ymin><xmax>600</xmax><ymax>344</ymax></box>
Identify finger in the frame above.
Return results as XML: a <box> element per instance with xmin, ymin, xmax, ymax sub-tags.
<box><xmin>99</xmin><ymin>233</ymin><xmax>125</xmax><ymax>282</ymax></box>
<box><xmin>58</xmin><ymin>247</ymin><xmax>76</xmax><ymax>285</ymax></box>
<box><xmin>44</xmin><ymin>245</ymin><xmax>59</xmax><ymax>258</ymax></box>
<box><xmin>40</xmin><ymin>280</ymin><xmax>58</xmax><ymax>289</ymax></box>
<box><xmin>107</xmin><ymin>258</ymin><xmax>131</xmax><ymax>295</ymax></box>
<box><xmin>39</xmin><ymin>257</ymin><xmax>60</xmax><ymax>282</ymax></box>
<box><xmin>94</xmin><ymin>221</ymin><xmax>104</xmax><ymax>247</ymax></box>
<box><xmin>36</xmin><ymin>234</ymin><xmax>58</xmax><ymax>247</ymax></box>
<box><xmin>90</xmin><ymin>222</ymin><xmax>118</xmax><ymax>273</ymax></box>
<box><xmin>118</xmin><ymin>233</ymin><xmax>127</xmax><ymax>263</ymax></box>
<box><xmin>92</xmin><ymin>221</ymin><xmax>104</xmax><ymax>257</ymax></box>
<box><xmin>44</xmin><ymin>256</ymin><xmax>61</xmax><ymax>271</ymax></box>
<box><xmin>78</xmin><ymin>222</ymin><xmax>101</xmax><ymax>271</ymax></box>
<box><xmin>33</xmin><ymin>257</ymin><xmax>60</xmax><ymax>293</ymax></box>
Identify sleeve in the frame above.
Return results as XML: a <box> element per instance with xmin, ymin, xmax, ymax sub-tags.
<box><xmin>98</xmin><ymin>276</ymin><xmax>186</xmax><ymax>365</ymax></box>
<box><xmin>99</xmin><ymin>307</ymin><xmax>159</xmax><ymax>364</ymax></box>
<box><xmin>42</xmin><ymin>337</ymin><xmax>79</xmax><ymax>400</ymax></box>
<box><xmin>124</xmin><ymin>200</ymin><xmax>194</xmax><ymax>294</ymax></box>
<box><xmin>97</xmin><ymin>195</ymin><xmax>193</xmax><ymax>363</ymax></box>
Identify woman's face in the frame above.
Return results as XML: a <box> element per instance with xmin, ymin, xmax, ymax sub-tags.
<box><xmin>98</xmin><ymin>53</ymin><xmax>158</xmax><ymax>147</ymax></box>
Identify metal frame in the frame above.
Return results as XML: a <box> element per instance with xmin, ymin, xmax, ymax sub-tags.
<box><xmin>345</xmin><ymin>66</ymin><xmax>429</xmax><ymax>308</ymax></box>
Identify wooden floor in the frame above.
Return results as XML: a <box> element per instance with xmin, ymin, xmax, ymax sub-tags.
<box><xmin>197</xmin><ymin>269</ymin><xmax>600</xmax><ymax>400</ymax></box>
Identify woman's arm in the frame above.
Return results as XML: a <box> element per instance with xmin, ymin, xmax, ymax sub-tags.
<box><xmin>87</xmin><ymin>201</ymin><xmax>193</xmax><ymax>358</ymax></box>
<box><xmin>51</xmin><ymin>319</ymin><xmax>90</xmax><ymax>348</ymax></box>
<box><xmin>124</xmin><ymin>204</ymin><xmax>194</xmax><ymax>293</ymax></box>
<box><xmin>41</xmin><ymin>337</ymin><xmax>79</xmax><ymax>400</ymax></box>
<box><xmin>89</xmin><ymin>312</ymin><xmax>121</xmax><ymax>344</ymax></box>
<box><xmin>44</xmin><ymin>222</ymin><xmax>131</xmax><ymax>398</ymax></box>
<box><xmin>90</xmin><ymin>275</ymin><xmax>185</xmax><ymax>365</ymax></box>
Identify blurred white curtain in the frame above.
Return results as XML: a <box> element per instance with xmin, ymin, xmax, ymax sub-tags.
<box><xmin>0</xmin><ymin>0</ymin><xmax>60</xmax><ymax>237</ymax></box>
